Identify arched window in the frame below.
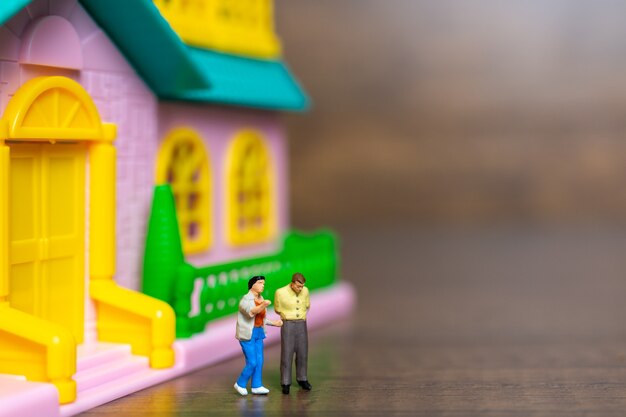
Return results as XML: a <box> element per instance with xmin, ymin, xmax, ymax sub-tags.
<box><xmin>156</xmin><ymin>128</ymin><xmax>211</xmax><ymax>254</ymax></box>
<box><xmin>226</xmin><ymin>130</ymin><xmax>274</xmax><ymax>245</ymax></box>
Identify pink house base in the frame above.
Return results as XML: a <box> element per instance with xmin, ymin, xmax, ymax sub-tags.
<box><xmin>0</xmin><ymin>282</ymin><xmax>355</xmax><ymax>417</ymax></box>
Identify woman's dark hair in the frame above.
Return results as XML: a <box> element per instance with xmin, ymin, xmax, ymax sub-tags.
<box><xmin>248</xmin><ymin>275</ymin><xmax>266</xmax><ymax>290</ymax></box>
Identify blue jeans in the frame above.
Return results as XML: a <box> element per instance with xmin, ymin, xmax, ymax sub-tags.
<box><xmin>237</xmin><ymin>326</ymin><xmax>265</xmax><ymax>389</ymax></box>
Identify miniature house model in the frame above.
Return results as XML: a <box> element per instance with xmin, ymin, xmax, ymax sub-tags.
<box><xmin>0</xmin><ymin>1</ymin><xmax>352</xmax><ymax>416</ymax></box>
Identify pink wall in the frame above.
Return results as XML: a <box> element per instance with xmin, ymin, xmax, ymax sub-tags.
<box><xmin>0</xmin><ymin>0</ymin><xmax>290</xmax><ymax>293</ymax></box>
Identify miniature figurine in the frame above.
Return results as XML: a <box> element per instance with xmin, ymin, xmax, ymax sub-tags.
<box><xmin>274</xmin><ymin>272</ymin><xmax>312</xmax><ymax>394</ymax></box>
<box><xmin>234</xmin><ymin>276</ymin><xmax>283</xmax><ymax>396</ymax></box>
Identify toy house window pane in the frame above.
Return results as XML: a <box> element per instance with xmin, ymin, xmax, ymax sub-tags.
<box><xmin>227</xmin><ymin>130</ymin><xmax>273</xmax><ymax>245</ymax></box>
<box><xmin>188</xmin><ymin>193</ymin><xmax>199</xmax><ymax>210</ymax></box>
<box><xmin>188</xmin><ymin>222</ymin><xmax>199</xmax><ymax>239</ymax></box>
<box><xmin>156</xmin><ymin>128</ymin><xmax>212</xmax><ymax>254</ymax></box>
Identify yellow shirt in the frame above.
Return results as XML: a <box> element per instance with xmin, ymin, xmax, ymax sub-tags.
<box><xmin>274</xmin><ymin>284</ymin><xmax>310</xmax><ymax>321</ymax></box>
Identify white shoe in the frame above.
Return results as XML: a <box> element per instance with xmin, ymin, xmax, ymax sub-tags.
<box><xmin>234</xmin><ymin>383</ymin><xmax>248</xmax><ymax>396</ymax></box>
<box><xmin>251</xmin><ymin>386</ymin><xmax>270</xmax><ymax>395</ymax></box>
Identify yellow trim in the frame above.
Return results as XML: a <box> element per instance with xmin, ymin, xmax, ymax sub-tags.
<box><xmin>0</xmin><ymin>119</ymin><xmax>9</xmax><ymax>141</ymax></box>
<box><xmin>226</xmin><ymin>130</ymin><xmax>275</xmax><ymax>246</ymax></box>
<box><xmin>153</xmin><ymin>0</ymin><xmax>281</xmax><ymax>58</ymax></box>
<box><xmin>2</xmin><ymin>76</ymin><xmax>105</xmax><ymax>141</ymax></box>
<box><xmin>156</xmin><ymin>127</ymin><xmax>212</xmax><ymax>254</ymax></box>
<box><xmin>90</xmin><ymin>280</ymin><xmax>175</xmax><ymax>369</ymax></box>
<box><xmin>0</xmin><ymin>145</ymin><xmax>8</xmax><ymax>300</ymax></box>
<box><xmin>0</xmin><ymin>303</ymin><xmax>76</xmax><ymax>404</ymax></box>
<box><xmin>102</xmin><ymin>123</ymin><xmax>117</xmax><ymax>142</ymax></box>
<box><xmin>90</xmin><ymin>140</ymin><xmax>175</xmax><ymax>367</ymax></box>
<box><xmin>89</xmin><ymin>142</ymin><xmax>116</xmax><ymax>279</ymax></box>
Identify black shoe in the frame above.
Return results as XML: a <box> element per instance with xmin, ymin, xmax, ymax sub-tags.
<box><xmin>297</xmin><ymin>380</ymin><xmax>312</xmax><ymax>390</ymax></box>
<box><xmin>282</xmin><ymin>384</ymin><xmax>290</xmax><ymax>394</ymax></box>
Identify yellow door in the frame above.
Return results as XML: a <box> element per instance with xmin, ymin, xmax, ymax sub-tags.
<box><xmin>9</xmin><ymin>143</ymin><xmax>86</xmax><ymax>343</ymax></box>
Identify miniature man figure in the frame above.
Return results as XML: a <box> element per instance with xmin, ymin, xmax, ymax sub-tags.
<box><xmin>234</xmin><ymin>275</ymin><xmax>282</xmax><ymax>396</ymax></box>
<box><xmin>274</xmin><ymin>272</ymin><xmax>312</xmax><ymax>394</ymax></box>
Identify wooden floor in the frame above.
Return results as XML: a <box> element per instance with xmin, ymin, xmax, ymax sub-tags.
<box><xmin>79</xmin><ymin>227</ymin><xmax>626</xmax><ymax>416</ymax></box>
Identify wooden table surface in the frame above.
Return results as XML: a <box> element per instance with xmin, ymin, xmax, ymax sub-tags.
<box><xmin>79</xmin><ymin>227</ymin><xmax>626</xmax><ymax>416</ymax></box>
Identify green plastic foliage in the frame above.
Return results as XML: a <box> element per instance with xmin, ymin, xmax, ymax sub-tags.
<box><xmin>142</xmin><ymin>184</ymin><xmax>185</xmax><ymax>304</ymax></box>
<box><xmin>173</xmin><ymin>230</ymin><xmax>339</xmax><ymax>338</ymax></box>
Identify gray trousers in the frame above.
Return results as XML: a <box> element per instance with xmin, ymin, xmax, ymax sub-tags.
<box><xmin>280</xmin><ymin>320</ymin><xmax>308</xmax><ymax>385</ymax></box>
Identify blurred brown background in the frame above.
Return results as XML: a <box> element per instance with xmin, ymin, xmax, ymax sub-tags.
<box><xmin>277</xmin><ymin>0</ymin><xmax>626</xmax><ymax>229</ymax></box>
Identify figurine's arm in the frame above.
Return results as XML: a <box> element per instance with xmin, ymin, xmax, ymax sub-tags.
<box><xmin>273</xmin><ymin>293</ymin><xmax>280</xmax><ymax>314</ymax></box>
<box><xmin>274</xmin><ymin>291</ymin><xmax>284</xmax><ymax>318</ymax></box>
<box><xmin>239</xmin><ymin>295</ymin><xmax>270</xmax><ymax>318</ymax></box>
<box><xmin>239</xmin><ymin>298</ymin><xmax>251</xmax><ymax>316</ymax></box>
<box><xmin>249</xmin><ymin>299</ymin><xmax>271</xmax><ymax>317</ymax></box>
<box><xmin>305</xmin><ymin>288</ymin><xmax>310</xmax><ymax>311</ymax></box>
<box><xmin>266</xmin><ymin>318</ymin><xmax>283</xmax><ymax>327</ymax></box>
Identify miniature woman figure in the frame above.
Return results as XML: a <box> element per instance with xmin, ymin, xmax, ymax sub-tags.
<box><xmin>234</xmin><ymin>275</ymin><xmax>283</xmax><ymax>396</ymax></box>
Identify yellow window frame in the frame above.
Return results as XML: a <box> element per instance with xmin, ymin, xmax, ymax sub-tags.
<box><xmin>156</xmin><ymin>127</ymin><xmax>212</xmax><ymax>254</ymax></box>
<box><xmin>226</xmin><ymin>129</ymin><xmax>275</xmax><ymax>246</ymax></box>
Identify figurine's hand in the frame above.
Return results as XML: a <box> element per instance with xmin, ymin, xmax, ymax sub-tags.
<box><xmin>263</xmin><ymin>300</ymin><xmax>271</xmax><ymax>307</ymax></box>
<box><xmin>274</xmin><ymin>319</ymin><xmax>283</xmax><ymax>327</ymax></box>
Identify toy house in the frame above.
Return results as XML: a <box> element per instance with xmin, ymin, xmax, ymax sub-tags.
<box><xmin>0</xmin><ymin>1</ymin><xmax>354</xmax><ymax>416</ymax></box>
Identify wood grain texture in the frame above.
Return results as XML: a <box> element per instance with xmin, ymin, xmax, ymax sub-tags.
<box><xmin>79</xmin><ymin>227</ymin><xmax>626</xmax><ymax>416</ymax></box>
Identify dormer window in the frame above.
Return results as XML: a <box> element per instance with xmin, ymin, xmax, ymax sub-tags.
<box><xmin>153</xmin><ymin>0</ymin><xmax>280</xmax><ymax>58</ymax></box>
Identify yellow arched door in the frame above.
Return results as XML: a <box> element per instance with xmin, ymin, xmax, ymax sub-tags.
<box><xmin>0</xmin><ymin>77</ymin><xmax>173</xmax><ymax>405</ymax></box>
<box><xmin>2</xmin><ymin>76</ymin><xmax>110</xmax><ymax>345</ymax></box>
<box><xmin>9</xmin><ymin>142</ymin><xmax>85</xmax><ymax>343</ymax></box>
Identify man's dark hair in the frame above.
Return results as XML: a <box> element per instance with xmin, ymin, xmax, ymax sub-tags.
<box><xmin>291</xmin><ymin>273</ymin><xmax>306</xmax><ymax>285</ymax></box>
<box><xmin>248</xmin><ymin>275</ymin><xmax>266</xmax><ymax>290</ymax></box>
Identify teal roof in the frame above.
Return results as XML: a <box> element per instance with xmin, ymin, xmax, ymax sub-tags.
<box><xmin>78</xmin><ymin>0</ymin><xmax>210</xmax><ymax>99</ymax></box>
<box><xmin>0</xmin><ymin>0</ymin><xmax>31</xmax><ymax>24</ymax></box>
<box><xmin>180</xmin><ymin>48</ymin><xmax>308</xmax><ymax>110</ymax></box>
<box><xmin>1</xmin><ymin>0</ymin><xmax>308</xmax><ymax>111</ymax></box>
